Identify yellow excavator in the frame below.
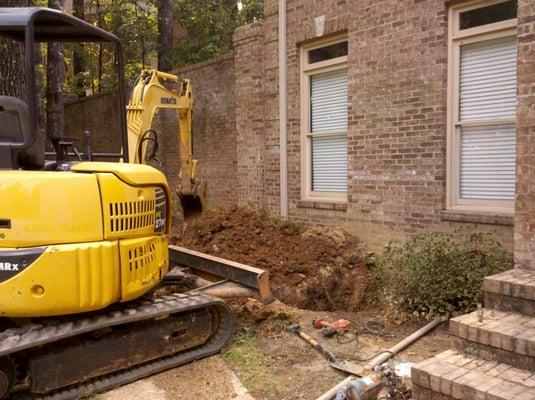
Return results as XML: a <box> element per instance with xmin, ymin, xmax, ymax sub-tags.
<box><xmin>0</xmin><ymin>7</ymin><xmax>269</xmax><ymax>399</ymax></box>
<box><xmin>126</xmin><ymin>69</ymin><xmax>206</xmax><ymax>220</ymax></box>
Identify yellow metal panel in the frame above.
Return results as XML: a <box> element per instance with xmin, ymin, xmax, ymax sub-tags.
<box><xmin>97</xmin><ymin>173</ymin><xmax>164</xmax><ymax>240</ymax></box>
<box><xmin>0</xmin><ymin>242</ymin><xmax>121</xmax><ymax>317</ymax></box>
<box><xmin>72</xmin><ymin>162</ymin><xmax>169</xmax><ymax>188</ymax></box>
<box><xmin>119</xmin><ymin>235</ymin><xmax>168</xmax><ymax>302</ymax></box>
<box><xmin>0</xmin><ymin>171</ymin><xmax>103</xmax><ymax>247</ymax></box>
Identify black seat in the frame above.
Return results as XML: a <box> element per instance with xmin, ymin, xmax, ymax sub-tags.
<box><xmin>0</xmin><ymin>96</ymin><xmax>44</xmax><ymax>169</ymax></box>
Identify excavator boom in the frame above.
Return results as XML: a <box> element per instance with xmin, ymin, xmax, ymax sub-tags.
<box><xmin>127</xmin><ymin>69</ymin><xmax>206</xmax><ymax>220</ymax></box>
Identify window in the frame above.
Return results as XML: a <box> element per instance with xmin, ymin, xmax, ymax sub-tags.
<box><xmin>447</xmin><ymin>0</ymin><xmax>517</xmax><ymax>213</ymax></box>
<box><xmin>301</xmin><ymin>37</ymin><xmax>348</xmax><ymax>201</ymax></box>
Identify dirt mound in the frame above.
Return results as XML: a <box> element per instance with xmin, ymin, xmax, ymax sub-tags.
<box><xmin>171</xmin><ymin>207</ymin><xmax>373</xmax><ymax>311</ymax></box>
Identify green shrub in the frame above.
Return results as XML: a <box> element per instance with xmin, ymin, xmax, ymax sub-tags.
<box><xmin>377</xmin><ymin>231</ymin><xmax>513</xmax><ymax>317</ymax></box>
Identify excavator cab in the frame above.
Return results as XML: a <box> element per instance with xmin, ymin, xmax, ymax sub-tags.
<box><xmin>0</xmin><ymin>7</ymin><xmax>170</xmax><ymax>317</ymax></box>
<box><xmin>0</xmin><ymin>7</ymin><xmax>205</xmax><ymax>221</ymax></box>
<box><xmin>0</xmin><ymin>7</ymin><xmax>131</xmax><ymax>167</ymax></box>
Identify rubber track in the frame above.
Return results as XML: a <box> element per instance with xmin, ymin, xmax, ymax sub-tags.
<box><xmin>3</xmin><ymin>292</ymin><xmax>233</xmax><ymax>400</ymax></box>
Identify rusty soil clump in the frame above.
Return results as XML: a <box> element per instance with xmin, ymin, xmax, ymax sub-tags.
<box><xmin>171</xmin><ymin>207</ymin><xmax>373</xmax><ymax>311</ymax></box>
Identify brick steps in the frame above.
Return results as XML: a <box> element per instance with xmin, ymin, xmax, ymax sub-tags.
<box><xmin>412</xmin><ymin>350</ymin><xmax>535</xmax><ymax>400</ymax></box>
<box><xmin>412</xmin><ymin>269</ymin><xmax>535</xmax><ymax>400</ymax></box>
<box><xmin>449</xmin><ymin>309</ymin><xmax>535</xmax><ymax>371</ymax></box>
<box><xmin>485</xmin><ymin>269</ymin><xmax>535</xmax><ymax>317</ymax></box>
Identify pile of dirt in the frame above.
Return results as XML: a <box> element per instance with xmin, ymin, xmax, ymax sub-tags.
<box><xmin>171</xmin><ymin>207</ymin><xmax>374</xmax><ymax>311</ymax></box>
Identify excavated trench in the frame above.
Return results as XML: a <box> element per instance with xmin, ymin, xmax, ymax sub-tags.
<box><xmin>171</xmin><ymin>207</ymin><xmax>374</xmax><ymax>311</ymax></box>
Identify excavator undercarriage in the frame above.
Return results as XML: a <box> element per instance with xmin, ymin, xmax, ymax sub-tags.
<box><xmin>0</xmin><ymin>246</ymin><xmax>270</xmax><ymax>399</ymax></box>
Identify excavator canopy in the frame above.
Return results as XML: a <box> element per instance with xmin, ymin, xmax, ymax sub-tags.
<box><xmin>0</xmin><ymin>7</ymin><xmax>129</xmax><ymax>167</ymax></box>
<box><xmin>0</xmin><ymin>7</ymin><xmax>119</xmax><ymax>42</ymax></box>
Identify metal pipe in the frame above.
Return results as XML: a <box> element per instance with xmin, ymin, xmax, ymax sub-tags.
<box><xmin>315</xmin><ymin>317</ymin><xmax>445</xmax><ymax>400</ymax></box>
<box><xmin>364</xmin><ymin>317</ymin><xmax>445</xmax><ymax>367</ymax></box>
<box><xmin>278</xmin><ymin>0</ymin><xmax>288</xmax><ymax>218</ymax></box>
<box><xmin>165</xmin><ymin>268</ymin><xmax>260</xmax><ymax>300</ymax></box>
<box><xmin>201</xmin><ymin>282</ymin><xmax>258</xmax><ymax>299</ymax></box>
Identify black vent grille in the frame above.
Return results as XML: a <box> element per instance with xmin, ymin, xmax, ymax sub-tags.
<box><xmin>109</xmin><ymin>200</ymin><xmax>155</xmax><ymax>233</ymax></box>
<box><xmin>128</xmin><ymin>242</ymin><xmax>156</xmax><ymax>271</ymax></box>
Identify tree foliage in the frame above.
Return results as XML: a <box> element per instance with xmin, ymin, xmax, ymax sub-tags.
<box><xmin>173</xmin><ymin>0</ymin><xmax>263</xmax><ymax>66</ymax></box>
<box><xmin>1</xmin><ymin>0</ymin><xmax>263</xmax><ymax>97</ymax></box>
<box><xmin>62</xmin><ymin>0</ymin><xmax>263</xmax><ymax>94</ymax></box>
<box><xmin>64</xmin><ymin>0</ymin><xmax>158</xmax><ymax>95</ymax></box>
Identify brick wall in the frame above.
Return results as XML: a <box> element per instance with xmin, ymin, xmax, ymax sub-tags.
<box><xmin>245</xmin><ymin>0</ymin><xmax>514</xmax><ymax>251</ymax></box>
<box><xmin>64</xmin><ymin>91</ymin><xmax>122</xmax><ymax>156</ymax></box>
<box><xmin>515</xmin><ymin>0</ymin><xmax>535</xmax><ymax>269</ymax></box>
<box><xmin>165</xmin><ymin>55</ymin><xmax>238</xmax><ymax>211</ymax></box>
<box><xmin>233</xmin><ymin>23</ymin><xmax>267</xmax><ymax>209</ymax></box>
<box><xmin>64</xmin><ymin>0</ymin><xmax>529</xmax><ymax>254</ymax></box>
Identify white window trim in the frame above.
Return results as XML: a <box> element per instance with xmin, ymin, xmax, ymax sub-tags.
<box><xmin>446</xmin><ymin>0</ymin><xmax>517</xmax><ymax>214</ymax></box>
<box><xmin>300</xmin><ymin>35</ymin><xmax>348</xmax><ymax>203</ymax></box>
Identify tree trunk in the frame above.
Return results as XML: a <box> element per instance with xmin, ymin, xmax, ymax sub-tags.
<box><xmin>46</xmin><ymin>0</ymin><xmax>65</xmax><ymax>138</ymax></box>
<box><xmin>96</xmin><ymin>0</ymin><xmax>102</xmax><ymax>93</ymax></box>
<box><xmin>157</xmin><ymin>0</ymin><xmax>173</xmax><ymax>72</ymax></box>
<box><xmin>0</xmin><ymin>0</ymin><xmax>31</xmax><ymax>99</ymax></box>
<box><xmin>72</xmin><ymin>0</ymin><xmax>85</xmax><ymax>94</ymax></box>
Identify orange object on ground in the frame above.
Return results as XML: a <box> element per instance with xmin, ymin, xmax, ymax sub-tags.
<box><xmin>313</xmin><ymin>318</ymin><xmax>350</xmax><ymax>331</ymax></box>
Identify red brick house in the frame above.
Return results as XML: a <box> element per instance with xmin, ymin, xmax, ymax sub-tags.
<box><xmin>186</xmin><ymin>0</ymin><xmax>528</xmax><ymax>259</ymax></box>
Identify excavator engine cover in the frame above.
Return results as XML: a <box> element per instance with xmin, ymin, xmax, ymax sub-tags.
<box><xmin>0</xmin><ymin>162</ymin><xmax>171</xmax><ymax>317</ymax></box>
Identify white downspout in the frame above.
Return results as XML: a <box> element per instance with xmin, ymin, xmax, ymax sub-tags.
<box><xmin>278</xmin><ymin>0</ymin><xmax>288</xmax><ymax>218</ymax></box>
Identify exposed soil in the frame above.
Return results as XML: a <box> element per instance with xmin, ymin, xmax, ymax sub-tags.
<box><xmin>171</xmin><ymin>207</ymin><xmax>373</xmax><ymax>311</ymax></box>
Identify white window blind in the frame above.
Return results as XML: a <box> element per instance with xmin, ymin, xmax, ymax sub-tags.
<box><xmin>458</xmin><ymin>35</ymin><xmax>516</xmax><ymax>201</ymax></box>
<box><xmin>460</xmin><ymin>36</ymin><xmax>517</xmax><ymax>121</ymax></box>
<box><xmin>460</xmin><ymin>124</ymin><xmax>515</xmax><ymax>200</ymax></box>
<box><xmin>312</xmin><ymin>136</ymin><xmax>347</xmax><ymax>192</ymax></box>
<box><xmin>310</xmin><ymin>69</ymin><xmax>348</xmax><ymax>192</ymax></box>
<box><xmin>311</xmin><ymin>69</ymin><xmax>348</xmax><ymax>133</ymax></box>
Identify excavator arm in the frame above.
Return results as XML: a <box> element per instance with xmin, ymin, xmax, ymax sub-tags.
<box><xmin>127</xmin><ymin>70</ymin><xmax>206</xmax><ymax>219</ymax></box>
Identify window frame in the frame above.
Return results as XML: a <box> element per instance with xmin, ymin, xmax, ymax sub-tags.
<box><xmin>300</xmin><ymin>35</ymin><xmax>349</xmax><ymax>203</ymax></box>
<box><xmin>446</xmin><ymin>0</ymin><xmax>517</xmax><ymax>214</ymax></box>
